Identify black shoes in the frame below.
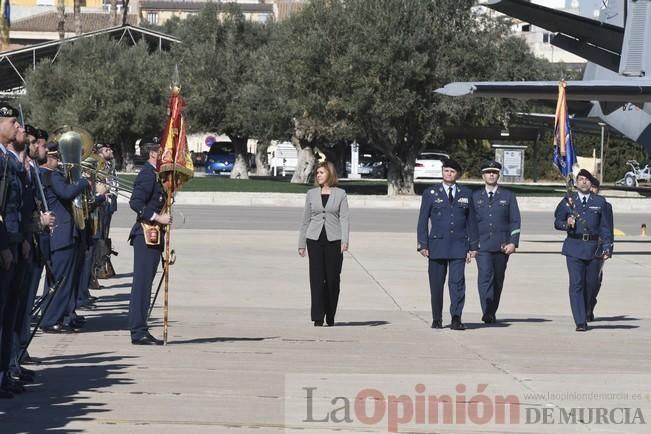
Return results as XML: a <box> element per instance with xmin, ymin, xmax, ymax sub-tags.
<box><xmin>326</xmin><ymin>317</ymin><xmax>335</xmax><ymax>327</ymax></box>
<box><xmin>482</xmin><ymin>314</ymin><xmax>496</xmax><ymax>324</ymax></box>
<box><xmin>314</xmin><ymin>321</ymin><xmax>324</xmax><ymax>327</ymax></box>
<box><xmin>576</xmin><ymin>324</ymin><xmax>588</xmax><ymax>332</ymax></box>
<box><xmin>431</xmin><ymin>320</ymin><xmax>443</xmax><ymax>329</ymax></box>
<box><xmin>41</xmin><ymin>323</ymin><xmax>71</xmax><ymax>333</ymax></box>
<box><xmin>131</xmin><ymin>333</ymin><xmax>164</xmax><ymax>345</ymax></box>
<box><xmin>450</xmin><ymin>316</ymin><xmax>466</xmax><ymax>331</ymax></box>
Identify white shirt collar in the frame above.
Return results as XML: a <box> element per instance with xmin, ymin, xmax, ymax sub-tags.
<box><xmin>578</xmin><ymin>192</ymin><xmax>590</xmax><ymax>202</ymax></box>
<box><xmin>0</xmin><ymin>143</ymin><xmax>6</xmax><ymax>153</ymax></box>
<box><xmin>485</xmin><ymin>185</ymin><xmax>498</xmax><ymax>194</ymax></box>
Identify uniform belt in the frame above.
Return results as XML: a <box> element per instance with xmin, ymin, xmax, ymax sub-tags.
<box><xmin>567</xmin><ymin>233</ymin><xmax>599</xmax><ymax>241</ymax></box>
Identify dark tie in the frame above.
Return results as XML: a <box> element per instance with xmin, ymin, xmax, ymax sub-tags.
<box><xmin>582</xmin><ymin>196</ymin><xmax>587</xmax><ymax>207</ymax></box>
<box><xmin>488</xmin><ymin>191</ymin><xmax>494</xmax><ymax>203</ymax></box>
<box><xmin>448</xmin><ymin>187</ymin><xmax>454</xmax><ymax>203</ymax></box>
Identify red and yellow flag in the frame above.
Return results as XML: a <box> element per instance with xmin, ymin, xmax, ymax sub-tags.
<box><xmin>158</xmin><ymin>86</ymin><xmax>194</xmax><ymax>192</ymax></box>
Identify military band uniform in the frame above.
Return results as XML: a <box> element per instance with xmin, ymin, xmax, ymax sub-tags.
<box><xmin>0</xmin><ymin>143</ymin><xmax>27</xmax><ymax>390</ymax></box>
<box><xmin>128</xmin><ymin>160</ymin><xmax>165</xmax><ymax>344</ymax></box>
<box><xmin>39</xmin><ymin>162</ymin><xmax>90</xmax><ymax>331</ymax></box>
<box><xmin>554</xmin><ymin>173</ymin><xmax>613</xmax><ymax>331</ymax></box>
<box><xmin>17</xmin><ymin>159</ymin><xmax>49</xmax><ymax>357</ymax></box>
<box><xmin>417</xmin><ymin>172</ymin><xmax>478</xmax><ymax>329</ymax></box>
<box><xmin>471</xmin><ymin>161</ymin><xmax>521</xmax><ymax>323</ymax></box>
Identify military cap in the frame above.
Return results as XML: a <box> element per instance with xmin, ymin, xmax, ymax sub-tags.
<box><xmin>0</xmin><ymin>103</ymin><xmax>19</xmax><ymax>118</ymax></box>
<box><xmin>441</xmin><ymin>158</ymin><xmax>462</xmax><ymax>174</ymax></box>
<box><xmin>24</xmin><ymin>124</ymin><xmax>38</xmax><ymax>137</ymax></box>
<box><xmin>93</xmin><ymin>143</ymin><xmax>110</xmax><ymax>153</ymax></box>
<box><xmin>480</xmin><ymin>159</ymin><xmax>502</xmax><ymax>173</ymax></box>
<box><xmin>591</xmin><ymin>177</ymin><xmax>600</xmax><ymax>188</ymax></box>
<box><xmin>46</xmin><ymin>141</ymin><xmax>59</xmax><ymax>155</ymax></box>
<box><xmin>576</xmin><ymin>168</ymin><xmax>598</xmax><ymax>185</ymax></box>
<box><xmin>36</xmin><ymin>129</ymin><xmax>48</xmax><ymax>140</ymax></box>
<box><xmin>140</xmin><ymin>136</ymin><xmax>161</xmax><ymax>154</ymax></box>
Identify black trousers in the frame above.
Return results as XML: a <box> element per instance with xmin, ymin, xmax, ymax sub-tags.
<box><xmin>306</xmin><ymin>231</ymin><xmax>342</xmax><ymax>323</ymax></box>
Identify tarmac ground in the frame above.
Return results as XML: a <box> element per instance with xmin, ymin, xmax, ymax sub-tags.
<box><xmin>2</xmin><ymin>204</ymin><xmax>651</xmax><ymax>433</ymax></box>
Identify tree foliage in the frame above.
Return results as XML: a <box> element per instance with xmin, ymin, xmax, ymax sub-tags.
<box><xmin>264</xmin><ymin>0</ymin><xmax>547</xmax><ymax>193</ymax></box>
<box><xmin>21</xmin><ymin>36</ymin><xmax>170</xmax><ymax>167</ymax></box>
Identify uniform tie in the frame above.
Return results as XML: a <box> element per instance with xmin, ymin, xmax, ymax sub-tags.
<box><xmin>448</xmin><ymin>187</ymin><xmax>454</xmax><ymax>203</ymax></box>
<box><xmin>488</xmin><ymin>191</ymin><xmax>494</xmax><ymax>203</ymax></box>
<box><xmin>582</xmin><ymin>196</ymin><xmax>587</xmax><ymax>207</ymax></box>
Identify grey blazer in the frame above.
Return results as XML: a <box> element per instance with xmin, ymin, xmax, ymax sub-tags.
<box><xmin>298</xmin><ymin>187</ymin><xmax>350</xmax><ymax>249</ymax></box>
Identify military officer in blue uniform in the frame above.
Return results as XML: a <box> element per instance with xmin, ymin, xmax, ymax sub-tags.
<box><xmin>39</xmin><ymin>141</ymin><xmax>92</xmax><ymax>333</ymax></box>
<box><xmin>471</xmin><ymin>160</ymin><xmax>521</xmax><ymax>324</ymax></box>
<box><xmin>417</xmin><ymin>158</ymin><xmax>478</xmax><ymax>330</ymax></box>
<box><xmin>17</xmin><ymin>126</ymin><xmax>54</xmax><ymax>366</ymax></box>
<box><xmin>128</xmin><ymin>137</ymin><xmax>171</xmax><ymax>345</ymax></box>
<box><xmin>0</xmin><ymin>105</ymin><xmax>29</xmax><ymax>396</ymax></box>
<box><xmin>587</xmin><ymin>177</ymin><xmax>613</xmax><ymax>322</ymax></box>
<box><xmin>554</xmin><ymin>169</ymin><xmax>613</xmax><ymax>332</ymax></box>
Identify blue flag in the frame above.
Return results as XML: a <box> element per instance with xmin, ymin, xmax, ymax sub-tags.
<box><xmin>2</xmin><ymin>0</ymin><xmax>9</xmax><ymax>27</ymax></box>
<box><xmin>552</xmin><ymin>81</ymin><xmax>577</xmax><ymax>178</ymax></box>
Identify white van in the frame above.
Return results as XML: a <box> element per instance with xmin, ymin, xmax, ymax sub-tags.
<box><xmin>269</xmin><ymin>141</ymin><xmax>297</xmax><ymax>175</ymax></box>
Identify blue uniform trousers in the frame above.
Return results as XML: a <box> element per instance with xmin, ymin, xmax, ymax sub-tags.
<box><xmin>41</xmin><ymin>246</ymin><xmax>78</xmax><ymax>327</ymax></box>
<box><xmin>476</xmin><ymin>251</ymin><xmax>509</xmax><ymax>317</ymax></box>
<box><xmin>428</xmin><ymin>258</ymin><xmax>466</xmax><ymax>321</ymax></box>
<box><xmin>76</xmin><ymin>242</ymin><xmax>95</xmax><ymax>308</ymax></box>
<box><xmin>589</xmin><ymin>260</ymin><xmax>605</xmax><ymax>317</ymax></box>
<box><xmin>565</xmin><ymin>256</ymin><xmax>601</xmax><ymax>326</ymax></box>
<box><xmin>19</xmin><ymin>260</ymin><xmax>43</xmax><ymax>347</ymax></box>
<box><xmin>1</xmin><ymin>243</ymin><xmax>28</xmax><ymax>373</ymax></box>
<box><xmin>128</xmin><ymin>234</ymin><xmax>161</xmax><ymax>340</ymax></box>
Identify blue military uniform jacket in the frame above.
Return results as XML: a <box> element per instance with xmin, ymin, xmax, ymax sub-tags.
<box><xmin>417</xmin><ymin>183</ymin><xmax>479</xmax><ymax>259</ymax></box>
<box><xmin>471</xmin><ymin>187</ymin><xmax>521</xmax><ymax>252</ymax></box>
<box><xmin>41</xmin><ymin>167</ymin><xmax>89</xmax><ymax>252</ymax></box>
<box><xmin>128</xmin><ymin>162</ymin><xmax>165</xmax><ymax>241</ymax></box>
<box><xmin>1</xmin><ymin>148</ymin><xmax>24</xmax><ymax>243</ymax></box>
<box><xmin>554</xmin><ymin>192</ymin><xmax>613</xmax><ymax>260</ymax></box>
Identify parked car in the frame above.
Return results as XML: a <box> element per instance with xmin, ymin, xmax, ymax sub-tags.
<box><xmin>205</xmin><ymin>143</ymin><xmax>236</xmax><ymax>174</ymax></box>
<box><xmin>414</xmin><ymin>151</ymin><xmax>449</xmax><ymax>179</ymax></box>
<box><xmin>345</xmin><ymin>154</ymin><xmax>387</xmax><ymax>178</ymax></box>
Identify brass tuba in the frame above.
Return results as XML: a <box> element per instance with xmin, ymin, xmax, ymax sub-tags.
<box><xmin>53</xmin><ymin>126</ymin><xmax>94</xmax><ymax>230</ymax></box>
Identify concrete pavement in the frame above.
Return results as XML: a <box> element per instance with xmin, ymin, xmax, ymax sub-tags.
<box><xmin>2</xmin><ymin>226</ymin><xmax>651</xmax><ymax>433</ymax></box>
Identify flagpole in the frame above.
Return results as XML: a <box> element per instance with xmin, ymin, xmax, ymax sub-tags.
<box><xmin>163</xmin><ymin>175</ymin><xmax>172</xmax><ymax>345</ymax></box>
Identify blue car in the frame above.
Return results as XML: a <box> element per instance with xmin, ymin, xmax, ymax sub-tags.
<box><xmin>204</xmin><ymin>143</ymin><xmax>236</xmax><ymax>174</ymax></box>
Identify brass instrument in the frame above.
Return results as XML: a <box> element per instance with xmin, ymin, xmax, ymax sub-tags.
<box><xmin>53</xmin><ymin>126</ymin><xmax>94</xmax><ymax>230</ymax></box>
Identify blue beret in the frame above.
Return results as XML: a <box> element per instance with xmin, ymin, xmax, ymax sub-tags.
<box><xmin>441</xmin><ymin>158</ymin><xmax>462</xmax><ymax>174</ymax></box>
<box><xmin>481</xmin><ymin>160</ymin><xmax>502</xmax><ymax>172</ymax></box>
<box><xmin>0</xmin><ymin>103</ymin><xmax>18</xmax><ymax>118</ymax></box>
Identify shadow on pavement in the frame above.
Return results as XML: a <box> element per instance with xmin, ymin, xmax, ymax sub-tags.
<box><xmin>592</xmin><ymin>315</ymin><xmax>639</xmax><ymax>322</ymax></box>
<box><xmin>588</xmin><ymin>324</ymin><xmax>640</xmax><ymax>330</ymax></box>
<box><xmin>333</xmin><ymin>320</ymin><xmax>390</xmax><ymax>327</ymax></box>
<box><xmin>169</xmin><ymin>336</ymin><xmax>279</xmax><ymax>344</ymax></box>
<box><xmin>499</xmin><ymin>317</ymin><xmax>552</xmax><ymax>323</ymax></box>
<box><xmin>0</xmin><ymin>352</ymin><xmax>135</xmax><ymax>433</ymax></box>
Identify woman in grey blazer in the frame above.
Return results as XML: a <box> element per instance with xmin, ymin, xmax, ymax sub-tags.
<box><xmin>298</xmin><ymin>162</ymin><xmax>350</xmax><ymax>327</ymax></box>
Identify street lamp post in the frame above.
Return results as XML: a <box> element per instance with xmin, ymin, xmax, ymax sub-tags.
<box><xmin>598</xmin><ymin>122</ymin><xmax>606</xmax><ymax>182</ymax></box>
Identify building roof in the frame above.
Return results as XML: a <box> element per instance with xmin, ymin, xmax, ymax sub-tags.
<box><xmin>140</xmin><ymin>1</ymin><xmax>273</xmax><ymax>13</ymax></box>
<box><xmin>0</xmin><ymin>25</ymin><xmax>180</xmax><ymax>94</ymax></box>
<box><xmin>11</xmin><ymin>12</ymin><xmax>140</xmax><ymax>33</ymax></box>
